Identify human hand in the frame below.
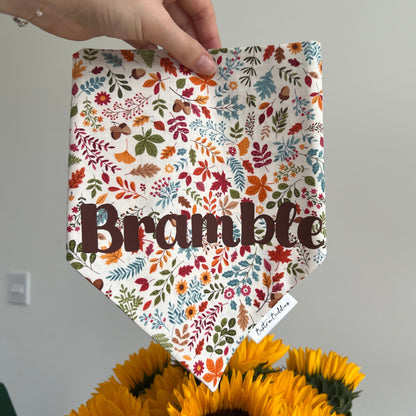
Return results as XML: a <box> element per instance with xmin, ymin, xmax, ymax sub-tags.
<box><xmin>2</xmin><ymin>0</ymin><xmax>221</xmax><ymax>75</ymax></box>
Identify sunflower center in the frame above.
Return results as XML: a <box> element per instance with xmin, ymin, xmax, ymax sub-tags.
<box><xmin>206</xmin><ymin>410</ymin><xmax>249</xmax><ymax>416</ymax></box>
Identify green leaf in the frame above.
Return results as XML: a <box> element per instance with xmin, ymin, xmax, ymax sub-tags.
<box><xmin>68</xmin><ymin>240</ymin><xmax>76</xmax><ymax>252</ymax></box>
<box><xmin>71</xmin><ymin>262</ymin><xmax>84</xmax><ymax>270</ymax></box>
<box><xmin>266</xmin><ymin>201</ymin><xmax>276</xmax><ymax>209</ymax></box>
<box><xmin>135</xmin><ymin>141</ymin><xmax>146</xmax><ymax>155</ymax></box>
<box><xmin>145</xmin><ymin>141</ymin><xmax>158</xmax><ymax>157</ymax></box>
<box><xmin>70</xmin><ymin>105</ymin><xmax>78</xmax><ymax>118</ymax></box>
<box><xmin>230</xmin><ymin>189</ymin><xmax>240</xmax><ymax>199</ymax></box>
<box><xmin>76</xmin><ymin>242</ymin><xmax>83</xmax><ymax>252</ymax></box>
<box><xmin>148</xmin><ymin>134</ymin><xmax>165</xmax><ymax>144</ymax></box>
<box><xmin>206</xmin><ymin>345</ymin><xmax>214</xmax><ymax>353</ymax></box>
<box><xmin>215</xmin><ymin>348</ymin><xmax>223</xmax><ymax>355</ymax></box>
<box><xmin>221</xmin><ymin>318</ymin><xmax>227</xmax><ymax>327</ymax></box>
<box><xmin>189</xmin><ymin>148</ymin><xmax>196</xmax><ymax>166</ymax></box>
<box><xmin>137</xmin><ymin>49</ymin><xmax>155</xmax><ymax>67</ymax></box>
<box><xmin>278</xmin><ymin>183</ymin><xmax>289</xmax><ymax>190</ymax></box>
<box><xmin>90</xmin><ymin>253</ymin><xmax>96</xmax><ymax>264</ymax></box>
<box><xmin>81</xmin><ymin>252</ymin><xmax>87</xmax><ymax>262</ymax></box>
<box><xmin>305</xmin><ymin>176</ymin><xmax>316</xmax><ymax>186</ymax></box>
<box><xmin>294</xmin><ymin>188</ymin><xmax>300</xmax><ymax>197</ymax></box>
<box><xmin>66</xmin><ymin>252</ymin><xmax>74</xmax><ymax>261</ymax></box>
<box><xmin>287</xmin><ymin>189</ymin><xmax>293</xmax><ymax>198</ymax></box>
<box><xmin>226</xmin><ymin>336</ymin><xmax>234</xmax><ymax>344</ymax></box>
<box><xmin>228</xmin><ymin>318</ymin><xmax>236</xmax><ymax>328</ymax></box>
<box><xmin>213</xmin><ymin>333</ymin><xmax>219</xmax><ymax>344</ymax></box>
<box><xmin>272</xmin><ymin>191</ymin><xmax>282</xmax><ymax>199</ymax></box>
<box><xmin>176</xmin><ymin>78</ymin><xmax>186</xmax><ymax>89</ymax></box>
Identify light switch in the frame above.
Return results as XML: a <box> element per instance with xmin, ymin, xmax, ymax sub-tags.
<box><xmin>8</xmin><ymin>272</ymin><xmax>30</xmax><ymax>305</ymax></box>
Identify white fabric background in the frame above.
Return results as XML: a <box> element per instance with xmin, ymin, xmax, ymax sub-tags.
<box><xmin>0</xmin><ymin>0</ymin><xmax>414</xmax><ymax>414</ymax></box>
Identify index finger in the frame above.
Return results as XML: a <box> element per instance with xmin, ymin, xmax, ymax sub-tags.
<box><xmin>178</xmin><ymin>0</ymin><xmax>221</xmax><ymax>50</ymax></box>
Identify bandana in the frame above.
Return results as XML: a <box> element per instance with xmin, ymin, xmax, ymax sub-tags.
<box><xmin>67</xmin><ymin>42</ymin><xmax>325</xmax><ymax>390</ymax></box>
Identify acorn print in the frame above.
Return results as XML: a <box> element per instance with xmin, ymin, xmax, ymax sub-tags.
<box><xmin>279</xmin><ymin>86</ymin><xmax>290</xmax><ymax>103</ymax></box>
<box><xmin>268</xmin><ymin>292</ymin><xmax>284</xmax><ymax>308</ymax></box>
<box><xmin>110</xmin><ymin>122</ymin><xmax>131</xmax><ymax>140</ymax></box>
<box><xmin>173</xmin><ymin>99</ymin><xmax>191</xmax><ymax>115</ymax></box>
<box><xmin>131</xmin><ymin>68</ymin><xmax>146</xmax><ymax>79</ymax></box>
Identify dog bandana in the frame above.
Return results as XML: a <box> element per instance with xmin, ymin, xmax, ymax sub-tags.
<box><xmin>67</xmin><ymin>42</ymin><xmax>325</xmax><ymax>391</ymax></box>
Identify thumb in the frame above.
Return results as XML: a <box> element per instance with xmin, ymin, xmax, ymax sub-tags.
<box><xmin>144</xmin><ymin>9</ymin><xmax>216</xmax><ymax>75</ymax></box>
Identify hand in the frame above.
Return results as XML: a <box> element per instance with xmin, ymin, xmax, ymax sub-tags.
<box><xmin>2</xmin><ymin>0</ymin><xmax>221</xmax><ymax>74</ymax></box>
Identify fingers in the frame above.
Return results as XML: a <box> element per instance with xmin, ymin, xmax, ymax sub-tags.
<box><xmin>178</xmin><ymin>0</ymin><xmax>221</xmax><ymax>50</ymax></box>
<box><xmin>163</xmin><ymin>1</ymin><xmax>198</xmax><ymax>40</ymax></box>
<box><xmin>143</xmin><ymin>6</ymin><xmax>217</xmax><ymax>75</ymax></box>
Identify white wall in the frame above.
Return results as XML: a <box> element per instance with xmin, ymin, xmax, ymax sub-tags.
<box><xmin>1</xmin><ymin>0</ymin><xmax>415</xmax><ymax>414</ymax></box>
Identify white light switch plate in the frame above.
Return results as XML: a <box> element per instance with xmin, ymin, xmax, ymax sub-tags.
<box><xmin>8</xmin><ymin>271</ymin><xmax>30</xmax><ymax>305</ymax></box>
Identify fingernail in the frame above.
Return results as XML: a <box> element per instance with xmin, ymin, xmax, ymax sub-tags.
<box><xmin>195</xmin><ymin>54</ymin><xmax>216</xmax><ymax>75</ymax></box>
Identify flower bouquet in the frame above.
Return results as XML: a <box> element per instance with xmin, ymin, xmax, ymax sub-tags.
<box><xmin>67</xmin><ymin>336</ymin><xmax>364</xmax><ymax>416</ymax></box>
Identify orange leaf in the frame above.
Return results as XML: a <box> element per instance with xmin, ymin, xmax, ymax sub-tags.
<box><xmin>143</xmin><ymin>79</ymin><xmax>157</xmax><ymax>88</ymax></box>
<box><xmin>259</xmin><ymin>102</ymin><xmax>270</xmax><ymax>110</ymax></box>
<box><xmin>100</xmin><ymin>248</ymin><xmax>123</xmax><ymax>265</ymax></box>
<box><xmin>237</xmin><ymin>137</ymin><xmax>250</xmax><ymax>156</ymax></box>
<box><xmin>206</xmin><ymin>358</ymin><xmax>216</xmax><ymax>373</ymax></box>
<box><xmin>149</xmin><ymin>263</ymin><xmax>158</xmax><ymax>274</ymax></box>
<box><xmin>182</xmin><ymin>355</ymin><xmax>192</xmax><ymax>361</ymax></box>
<box><xmin>115</xmin><ymin>150</ymin><xmax>135</xmax><ymax>164</ymax></box>
<box><xmin>202</xmin><ymin>373</ymin><xmax>215</xmax><ymax>383</ymax></box>
<box><xmin>195</xmin><ymin>95</ymin><xmax>209</xmax><ymax>105</ymax></box>
<box><xmin>96</xmin><ymin>194</ymin><xmax>108</xmax><ymax>204</ymax></box>
<box><xmin>121</xmin><ymin>50</ymin><xmax>135</xmax><ymax>61</ymax></box>
<box><xmin>263</xmin><ymin>273</ymin><xmax>271</xmax><ymax>288</ymax></box>
<box><xmin>161</xmin><ymin>146</ymin><xmax>176</xmax><ymax>159</ymax></box>
<box><xmin>133</xmin><ymin>115</ymin><xmax>150</xmax><ymax>127</ymax></box>
<box><xmin>72</xmin><ymin>60</ymin><xmax>86</xmax><ymax>80</ymax></box>
<box><xmin>153</xmin><ymin>121</ymin><xmax>165</xmax><ymax>131</ymax></box>
<box><xmin>116</xmin><ymin>176</ymin><xmax>123</xmax><ymax>187</ymax></box>
<box><xmin>189</xmin><ymin>76</ymin><xmax>204</xmax><ymax>86</ymax></box>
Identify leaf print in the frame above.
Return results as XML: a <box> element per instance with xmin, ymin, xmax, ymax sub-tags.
<box><xmin>108</xmin><ymin>176</ymin><xmax>144</xmax><ymax>199</ymax></box>
<box><xmin>68</xmin><ymin>167</ymin><xmax>85</xmax><ymax>189</ymax></box>
<box><xmin>288</xmin><ymin>122</ymin><xmax>303</xmax><ymax>135</ymax></box>
<box><xmin>137</xmin><ymin>49</ymin><xmax>155</xmax><ymax>67</ymax></box>
<box><xmin>251</xmin><ymin>142</ymin><xmax>272</xmax><ymax>168</ymax></box>
<box><xmin>102</xmin><ymin>52</ymin><xmax>123</xmax><ymax>67</ymax></box>
<box><xmin>210</xmin><ymin>171</ymin><xmax>232</xmax><ymax>194</ymax></box>
<box><xmin>121</xmin><ymin>49</ymin><xmax>135</xmax><ymax>61</ymax></box>
<box><xmin>268</xmin><ymin>245</ymin><xmax>292</xmax><ymax>264</ymax></box>
<box><xmin>202</xmin><ymin>357</ymin><xmax>224</xmax><ymax>387</ymax></box>
<box><xmin>102</xmin><ymin>93</ymin><xmax>150</xmax><ymax>120</ymax></box>
<box><xmin>189</xmin><ymin>73</ymin><xmax>217</xmax><ymax>91</ymax></box>
<box><xmin>72</xmin><ymin>59</ymin><xmax>86</xmax><ymax>79</ymax></box>
<box><xmin>263</xmin><ymin>45</ymin><xmax>275</xmax><ymax>61</ymax></box>
<box><xmin>100</xmin><ymin>247</ymin><xmax>123</xmax><ymax>265</ymax></box>
<box><xmin>310</xmin><ymin>90</ymin><xmax>323</xmax><ymax>111</ymax></box>
<box><xmin>133</xmin><ymin>115</ymin><xmax>150</xmax><ymax>127</ymax></box>
<box><xmin>277</xmin><ymin>67</ymin><xmax>301</xmax><ymax>87</ymax></box>
<box><xmin>253</xmin><ymin>69</ymin><xmax>276</xmax><ymax>100</ymax></box>
<box><xmin>160</xmin><ymin>57</ymin><xmax>177</xmax><ymax>76</ymax></box>
<box><xmin>160</xmin><ymin>145</ymin><xmax>176</xmax><ymax>159</ymax></box>
<box><xmin>274</xmin><ymin>46</ymin><xmax>285</xmax><ymax>63</ymax></box>
<box><xmin>79</xmin><ymin>76</ymin><xmax>106</xmax><ymax>96</ymax></box>
<box><xmin>246</xmin><ymin>174</ymin><xmax>272</xmax><ymax>202</ymax></box>
<box><xmin>143</xmin><ymin>72</ymin><xmax>166</xmax><ymax>94</ymax></box>
<box><xmin>193</xmin><ymin>137</ymin><xmax>225</xmax><ymax>164</ymax></box>
<box><xmin>167</xmin><ymin>115</ymin><xmax>189</xmax><ymax>142</ymax></box>
<box><xmin>133</xmin><ymin>128</ymin><xmax>165</xmax><ymax>157</ymax></box>
<box><xmin>127</xmin><ymin>163</ymin><xmax>161</xmax><ymax>177</ymax></box>
<box><xmin>237</xmin><ymin>303</ymin><xmax>249</xmax><ymax>330</ymax></box>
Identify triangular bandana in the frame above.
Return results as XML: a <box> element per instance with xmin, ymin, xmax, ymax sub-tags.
<box><xmin>67</xmin><ymin>43</ymin><xmax>325</xmax><ymax>391</ymax></box>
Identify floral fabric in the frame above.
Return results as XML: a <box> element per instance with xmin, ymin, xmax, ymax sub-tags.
<box><xmin>67</xmin><ymin>43</ymin><xmax>325</xmax><ymax>391</ymax></box>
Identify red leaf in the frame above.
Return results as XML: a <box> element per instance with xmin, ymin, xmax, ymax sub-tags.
<box><xmin>196</xmin><ymin>181</ymin><xmax>205</xmax><ymax>191</ymax></box>
<box><xmin>181</xmin><ymin>210</ymin><xmax>191</xmax><ymax>219</ymax></box>
<box><xmin>288</xmin><ymin>58</ymin><xmax>300</xmax><ymax>67</ymax></box>
<box><xmin>266</xmin><ymin>106</ymin><xmax>273</xmax><ymax>118</ymax></box>
<box><xmin>179</xmin><ymin>265</ymin><xmax>193</xmax><ymax>277</ymax></box>
<box><xmin>254</xmin><ymin>299</ymin><xmax>261</xmax><ymax>308</ymax></box>
<box><xmin>217</xmin><ymin>56</ymin><xmax>222</xmax><ymax>65</ymax></box>
<box><xmin>182</xmin><ymin>87</ymin><xmax>194</xmax><ymax>98</ymax></box>
<box><xmin>178</xmin><ymin>172</ymin><xmax>188</xmax><ymax>179</ymax></box>
<box><xmin>264</xmin><ymin>259</ymin><xmax>272</xmax><ymax>273</ymax></box>
<box><xmin>210</xmin><ymin>171</ymin><xmax>231</xmax><ymax>193</ymax></box>
<box><xmin>196</xmin><ymin>339</ymin><xmax>205</xmax><ymax>355</ymax></box>
<box><xmin>305</xmin><ymin>75</ymin><xmax>312</xmax><ymax>87</ymax></box>
<box><xmin>191</xmin><ymin>104</ymin><xmax>201</xmax><ymax>117</ymax></box>
<box><xmin>160</xmin><ymin>57</ymin><xmax>177</xmax><ymax>76</ymax></box>
<box><xmin>201</xmin><ymin>106</ymin><xmax>211</xmax><ymax>119</ymax></box>
<box><xmin>255</xmin><ymin>288</ymin><xmax>265</xmax><ymax>301</ymax></box>
<box><xmin>199</xmin><ymin>301</ymin><xmax>208</xmax><ymax>313</ymax></box>
<box><xmin>242</xmin><ymin>160</ymin><xmax>254</xmax><ymax>174</ymax></box>
<box><xmin>263</xmin><ymin>45</ymin><xmax>275</xmax><ymax>61</ymax></box>
<box><xmin>288</xmin><ymin>122</ymin><xmax>303</xmax><ymax>135</ymax></box>
<box><xmin>259</xmin><ymin>113</ymin><xmax>266</xmax><ymax>124</ymax></box>
<box><xmin>153</xmin><ymin>121</ymin><xmax>165</xmax><ymax>131</ymax></box>
<box><xmin>143</xmin><ymin>300</ymin><xmax>152</xmax><ymax>311</ymax></box>
<box><xmin>268</xmin><ymin>245</ymin><xmax>292</xmax><ymax>264</ymax></box>
<box><xmin>135</xmin><ymin>278</ymin><xmax>149</xmax><ymax>291</ymax></box>
<box><xmin>72</xmin><ymin>83</ymin><xmax>78</xmax><ymax>96</ymax></box>
<box><xmin>101</xmin><ymin>172</ymin><xmax>110</xmax><ymax>184</ymax></box>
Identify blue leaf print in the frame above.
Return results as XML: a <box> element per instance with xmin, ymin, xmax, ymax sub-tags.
<box><xmin>105</xmin><ymin>257</ymin><xmax>146</xmax><ymax>281</ymax></box>
<box><xmin>226</xmin><ymin>157</ymin><xmax>246</xmax><ymax>191</ymax></box>
<box><xmin>253</xmin><ymin>69</ymin><xmax>276</xmax><ymax>100</ymax></box>
<box><xmin>79</xmin><ymin>77</ymin><xmax>106</xmax><ymax>95</ymax></box>
<box><xmin>102</xmin><ymin>52</ymin><xmax>123</xmax><ymax>67</ymax></box>
<box><xmin>301</xmin><ymin>41</ymin><xmax>322</xmax><ymax>64</ymax></box>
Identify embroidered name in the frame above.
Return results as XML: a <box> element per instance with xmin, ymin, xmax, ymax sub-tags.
<box><xmin>80</xmin><ymin>202</ymin><xmax>324</xmax><ymax>253</ymax></box>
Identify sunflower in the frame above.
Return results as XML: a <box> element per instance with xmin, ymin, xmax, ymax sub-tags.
<box><xmin>175</xmin><ymin>280</ymin><xmax>188</xmax><ymax>295</ymax></box>
<box><xmin>226</xmin><ymin>335</ymin><xmax>289</xmax><ymax>375</ymax></box>
<box><xmin>142</xmin><ymin>365</ymin><xmax>187</xmax><ymax>416</ymax></box>
<box><xmin>200</xmin><ymin>271</ymin><xmax>212</xmax><ymax>285</ymax></box>
<box><xmin>167</xmin><ymin>370</ymin><xmax>285</xmax><ymax>416</ymax></box>
<box><xmin>287</xmin><ymin>42</ymin><xmax>303</xmax><ymax>55</ymax></box>
<box><xmin>287</xmin><ymin>348</ymin><xmax>365</xmax><ymax>416</ymax></box>
<box><xmin>98</xmin><ymin>342</ymin><xmax>170</xmax><ymax>398</ymax></box>
<box><xmin>67</xmin><ymin>389</ymin><xmax>149</xmax><ymax>416</ymax></box>
<box><xmin>185</xmin><ymin>304</ymin><xmax>197</xmax><ymax>320</ymax></box>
